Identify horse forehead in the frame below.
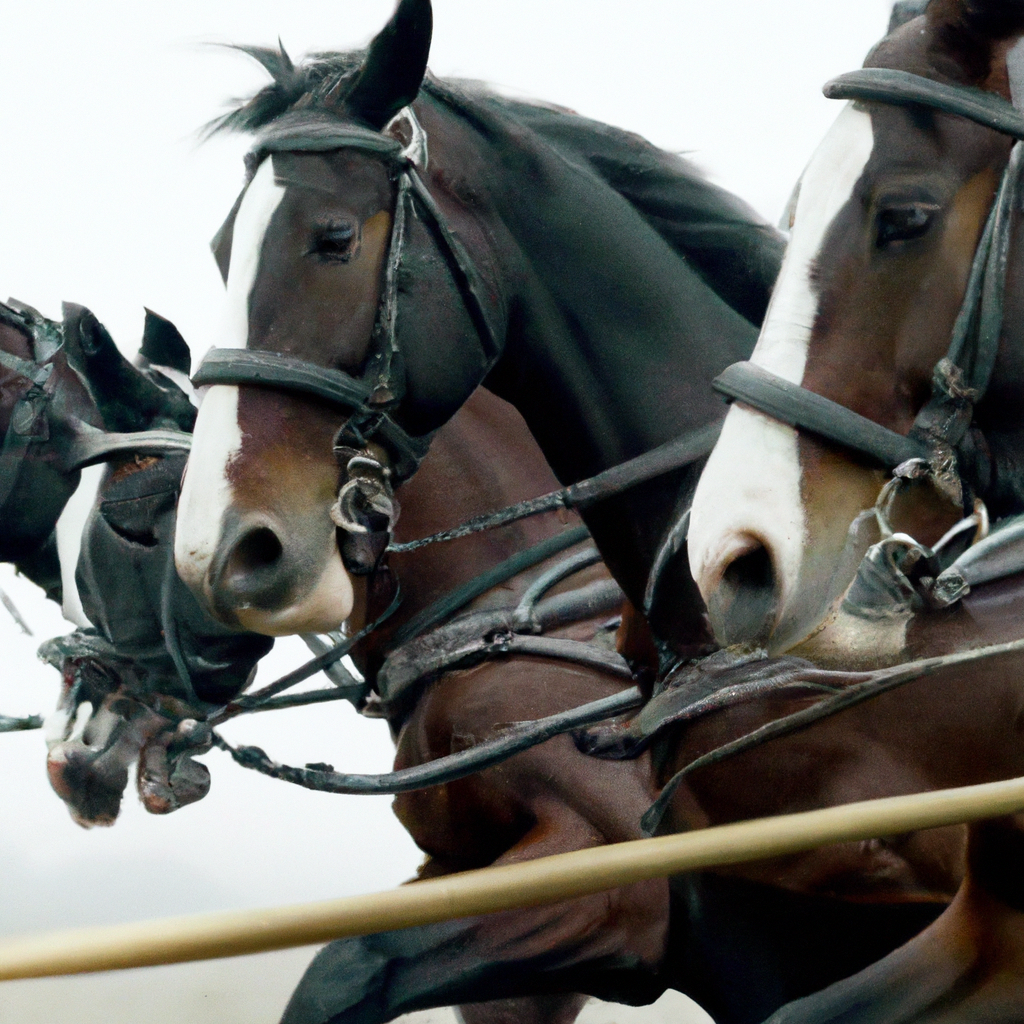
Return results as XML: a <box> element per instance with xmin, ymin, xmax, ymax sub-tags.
<box><xmin>270</xmin><ymin>149</ymin><xmax>394</xmax><ymax>207</ymax></box>
<box><xmin>223</xmin><ymin>159</ymin><xmax>286</xmax><ymax>351</ymax></box>
<box><xmin>751</xmin><ymin>103</ymin><xmax>875</xmax><ymax>385</ymax></box>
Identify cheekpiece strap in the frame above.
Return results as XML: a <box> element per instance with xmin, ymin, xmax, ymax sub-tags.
<box><xmin>824</xmin><ymin>68</ymin><xmax>1024</xmax><ymax>141</ymax></box>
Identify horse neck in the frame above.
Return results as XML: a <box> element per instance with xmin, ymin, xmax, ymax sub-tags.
<box><xmin>415</xmin><ymin>87</ymin><xmax>763</xmax><ymax>632</ymax></box>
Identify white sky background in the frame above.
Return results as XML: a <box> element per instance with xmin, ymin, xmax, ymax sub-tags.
<box><xmin>0</xmin><ymin>0</ymin><xmax>893</xmax><ymax>1019</ymax></box>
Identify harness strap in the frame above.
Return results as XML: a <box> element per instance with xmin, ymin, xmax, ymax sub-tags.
<box><xmin>389</xmin><ymin>524</ymin><xmax>591</xmax><ymax>648</ymax></box>
<box><xmin>60</xmin><ymin>425</ymin><xmax>193</xmax><ymax>471</ymax></box>
<box><xmin>212</xmin><ymin>685</ymin><xmax>641</xmax><ymax>796</ymax></box>
<box><xmin>641</xmin><ymin>633</ymin><xmax>1024</xmax><ymax>835</ymax></box>
<box><xmin>389</xmin><ymin>421</ymin><xmax>723</xmax><ymax>554</ymax></box>
<box><xmin>713</xmin><ymin>362</ymin><xmax>931</xmax><ymax>468</ymax></box>
<box><xmin>824</xmin><ymin>68</ymin><xmax>1024</xmax><ymax>141</ymax></box>
<box><xmin>191</xmin><ymin>349</ymin><xmax>431</xmax><ymax>483</ymax></box>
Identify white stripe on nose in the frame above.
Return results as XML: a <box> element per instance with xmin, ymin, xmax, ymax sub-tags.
<box><xmin>688</xmin><ymin>104</ymin><xmax>875</xmax><ymax>648</ymax></box>
<box><xmin>175</xmin><ymin>160</ymin><xmax>285</xmax><ymax>592</ymax></box>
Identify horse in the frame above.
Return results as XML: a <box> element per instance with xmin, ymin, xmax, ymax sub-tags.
<box><xmin>684</xmin><ymin>0</ymin><xmax>1024</xmax><ymax>1017</ymax></box>
<box><xmin>0</xmin><ymin>299</ymin><xmax>273</xmax><ymax>825</ymax></box>
<box><xmin>167</xmin><ymin>4</ymin><xmax>986</xmax><ymax>1022</ymax></box>
<box><xmin>171</xmin><ymin>0</ymin><xmax>784</xmax><ymax>657</ymax></box>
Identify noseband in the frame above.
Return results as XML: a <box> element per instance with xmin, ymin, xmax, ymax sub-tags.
<box><xmin>714</xmin><ymin>68</ymin><xmax>1024</xmax><ymax>510</ymax></box>
<box><xmin>190</xmin><ymin>106</ymin><xmax>504</xmax><ymax>542</ymax></box>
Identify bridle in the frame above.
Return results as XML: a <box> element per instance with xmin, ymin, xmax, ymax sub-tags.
<box><xmin>713</xmin><ymin>68</ymin><xmax>1024</xmax><ymax>513</ymax></box>
<box><xmin>190</xmin><ymin>106</ymin><xmax>505</xmax><ymax>553</ymax></box>
<box><xmin>0</xmin><ymin>307</ymin><xmax>191</xmax><ymax>522</ymax></box>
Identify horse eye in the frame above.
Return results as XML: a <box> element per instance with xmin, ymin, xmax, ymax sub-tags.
<box><xmin>875</xmin><ymin>203</ymin><xmax>937</xmax><ymax>248</ymax></box>
<box><xmin>310</xmin><ymin>222</ymin><xmax>360</xmax><ymax>263</ymax></box>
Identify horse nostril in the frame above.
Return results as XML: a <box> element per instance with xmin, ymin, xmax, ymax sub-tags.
<box><xmin>206</xmin><ymin>518</ymin><xmax>295</xmax><ymax>619</ymax></box>
<box><xmin>712</xmin><ymin>540</ymin><xmax>779</xmax><ymax>647</ymax></box>
<box><xmin>723</xmin><ymin>544</ymin><xmax>773</xmax><ymax>595</ymax></box>
<box><xmin>228</xmin><ymin>526</ymin><xmax>284</xmax><ymax>576</ymax></box>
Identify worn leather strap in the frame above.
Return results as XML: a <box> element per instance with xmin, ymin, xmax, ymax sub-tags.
<box><xmin>191</xmin><ymin>348</ymin><xmax>431</xmax><ymax>480</ymax></box>
<box><xmin>713</xmin><ymin>361</ymin><xmax>931</xmax><ymax>468</ymax></box>
<box><xmin>825</xmin><ymin>68</ymin><xmax>1024</xmax><ymax>140</ymax></box>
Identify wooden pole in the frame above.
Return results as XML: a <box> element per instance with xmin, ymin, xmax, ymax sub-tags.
<box><xmin>3</xmin><ymin>774</ymin><xmax>1024</xmax><ymax>981</ymax></box>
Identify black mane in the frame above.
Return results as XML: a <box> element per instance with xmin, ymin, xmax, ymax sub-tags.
<box><xmin>211</xmin><ymin>45</ymin><xmax>783</xmax><ymax>326</ymax></box>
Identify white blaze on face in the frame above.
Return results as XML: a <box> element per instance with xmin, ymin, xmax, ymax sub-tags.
<box><xmin>174</xmin><ymin>160</ymin><xmax>285</xmax><ymax>591</ymax></box>
<box><xmin>688</xmin><ymin>104</ymin><xmax>875</xmax><ymax>645</ymax></box>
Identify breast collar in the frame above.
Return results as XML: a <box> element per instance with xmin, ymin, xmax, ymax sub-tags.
<box><xmin>713</xmin><ymin>68</ymin><xmax>1024</xmax><ymax>511</ymax></box>
<box><xmin>190</xmin><ymin>105</ymin><xmax>503</xmax><ymax>486</ymax></box>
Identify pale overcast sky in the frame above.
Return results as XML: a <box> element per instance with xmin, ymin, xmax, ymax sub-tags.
<box><xmin>0</xmin><ymin>1</ymin><xmax>893</xmax><ymax>1020</ymax></box>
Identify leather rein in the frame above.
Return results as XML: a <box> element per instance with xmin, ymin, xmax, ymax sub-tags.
<box><xmin>713</xmin><ymin>68</ymin><xmax>1024</xmax><ymax>511</ymax></box>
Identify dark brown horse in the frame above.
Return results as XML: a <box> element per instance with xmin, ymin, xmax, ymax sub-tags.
<box><xmin>686</xmin><ymin>0</ymin><xmax>1024</xmax><ymax>1018</ymax></box>
<box><xmin>172</xmin><ymin>0</ymin><xmax>783</xmax><ymax>655</ymax></box>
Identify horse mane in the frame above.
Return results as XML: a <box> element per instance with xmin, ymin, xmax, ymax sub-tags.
<box><xmin>210</xmin><ymin>45</ymin><xmax>783</xmax><ymax>325</ymax></box>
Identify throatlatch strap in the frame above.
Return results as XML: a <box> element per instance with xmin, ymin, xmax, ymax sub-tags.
<box><xmin>712</xmin><ymin>362</ymin><xmax>931</xmax><ymax>468</ymax></box>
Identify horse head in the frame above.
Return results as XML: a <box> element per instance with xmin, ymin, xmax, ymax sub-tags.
<box><xmin>0</xmin><ymin>301</ymin><xmax>195</xmax><ymax>586</ymax></box>
<box><xmin>176</xmin><ymin>0</ymin><xmax>505</xmax><ymax>636</ymax></box>
<box><xmin>688</xmin><ymin>0</ymin><xmax>1024</xmax><ymax>654</ymax></box>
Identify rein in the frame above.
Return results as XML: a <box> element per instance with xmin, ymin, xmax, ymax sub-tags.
<box><xmin>640</xmin><ymin>634</ymin><xmax>1024</xmax><ymax>834</ymax></box>
<box><xmin>713</xmin><ymin>68</ymin><xmax>1024</xmax><ymax>508</ymax></box>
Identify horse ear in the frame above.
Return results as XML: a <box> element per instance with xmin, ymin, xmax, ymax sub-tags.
<box><xmin>926</xmin><ymin>0</ymin><xmax>1024</xmax><ymax>89</ymax></box>
<box><xmin>344</xmin><ymin>0</ymin><xmax>432</xmax><ymax>129</ymax></box>
<box><xmin>62</xmin><ymin>303</ymin><xmax>194</xmax><ymax>433</ymax></box>
<box><xmin>141</xmin><ymin>309</ymin><xmax>191</xmax><ymax>374</ymax></box>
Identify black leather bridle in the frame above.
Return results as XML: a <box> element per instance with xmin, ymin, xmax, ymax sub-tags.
<box><xmin>0</xmin><ymin>330</ymin><xmax>191</xmax><ymax>520</ymax></box>
<box><xmin>190</xmin><ymin>108</ymin><xmax>502</xmax><ymax>486</ymax></box>
<box><xmin>713</xmin><ymin>68</ymin><xmax>1024</xmax><ymax>510</ymax></box>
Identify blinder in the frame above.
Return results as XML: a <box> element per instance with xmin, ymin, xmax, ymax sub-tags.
<box><xmin>714</xmin><ymin>67</ymin><xmax>1024</xmax><ymax>513</ymax></box>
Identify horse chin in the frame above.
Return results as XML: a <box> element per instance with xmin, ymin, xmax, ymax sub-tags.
<box><xmin>233</xmin><ymin>547</ymin><xmax>355</xmax><ymax>636</ymax></box>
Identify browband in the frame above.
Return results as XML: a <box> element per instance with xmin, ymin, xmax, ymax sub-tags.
<box><xmin>250</xmin><ymin>109</ymin><xmax>405</xmax><ymax>164</ymax></box>
<box><xmin>825</xmin><ymin>68</ymin><xmax>1024</xmax><ymax>141</ymax></box>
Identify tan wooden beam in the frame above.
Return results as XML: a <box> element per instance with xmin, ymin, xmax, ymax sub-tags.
<box><xmin>3</xmin><ymin>774</ymin><xmax>1024</xmax><ymax>980</ymax></box>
